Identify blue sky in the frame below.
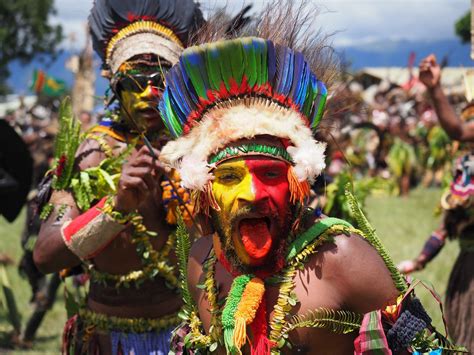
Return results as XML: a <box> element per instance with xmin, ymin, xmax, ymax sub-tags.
<box><xmin>53</xmin><ymin>0</ymin><xmax>470</xmax><ymax>48</ymax></box>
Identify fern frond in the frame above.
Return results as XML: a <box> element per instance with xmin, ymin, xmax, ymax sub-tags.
<box><xmin>175</xmin><ymin>210</ymin><xmax>195</xmax><ymax>312</ymax></box>
<box><xmin>52</xmin><ymin>97</ymin><xmax>83</xmax><ymax>190</ymax></box>
<box><xmin>344</xmin><ymin>185</ymin><xmax>407</xmax><ymax>293</ymax></box>
<box><xmin>282</xmin><ymin>307</ymin><xmax>362</xmax><ymax>335</ymax></box>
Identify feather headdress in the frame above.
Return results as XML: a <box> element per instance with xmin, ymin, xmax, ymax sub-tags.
<box><xmin>159</xmin><ymin>36</ymin><xmax>328</xmax><ymax>190</ymax></box>
<box><xmin>88</xmin><ymin>0</ymin><xmax>204</xmax><ymax>75</ymax></box>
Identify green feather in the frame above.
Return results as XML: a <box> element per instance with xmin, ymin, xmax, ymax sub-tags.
<box><xmin>242</xmin><ymin>37</ymin><xmax>258</xmax><ymax>87</ymax></box>
<box><xmin>217</xmin><ymin>41</ymin><xmax>235</xmax><ymax>91</ymax></box>
<box><xmin>255</xmin><ymin>38</ymin><xmax>268</xmax><ymax>85</ymax></box>
<box><xmin>206</xmin><ymin>43</ymin><xmax>222</xmax><ymax>91</ymax></box>
<box><xmin>229</xmin><ymin>40</ymin><xmax>245</xmax><ymax>85</ymax></box>
<box><xmin>182</xmin><ymin>47</ymin><xmax>208</xmax><ymax>99</ymax></box>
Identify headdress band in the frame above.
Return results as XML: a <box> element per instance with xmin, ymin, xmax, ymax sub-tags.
<box><xmin>106</xmin><ymin>21</ymin><xmax>184</xmax><ymax>73</ymax></box>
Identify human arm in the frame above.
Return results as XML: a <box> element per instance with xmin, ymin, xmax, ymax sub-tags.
<box><xmin>34</xmin><ymin>138</ymin><xmax>105</xmax><ymax>273</ymax></box>
<box><xmin>419</xmin><ymin>54</ymin><xmax>474</xmax><ymax>141</ymax></box>
<box><xmin>397</xmin><ymin>227</ymin><xmax>446</xmax><ymax>274</ymax></box>
<box><xmin>34</xmin><ymin>140</ymin><xmax>163</xmax><ymax>273</ymax></box>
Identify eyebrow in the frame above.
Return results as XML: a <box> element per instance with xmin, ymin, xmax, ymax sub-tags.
<box><xmin>215</xmin><ymin>165</ymin><xmax>242</xmax><ymax>173</ymax></box>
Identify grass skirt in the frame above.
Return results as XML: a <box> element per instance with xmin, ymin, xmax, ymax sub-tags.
<box><xmin>445</xmin><ymin>249</ymin><xmax>474</xmax><ymax>353</ymax></box>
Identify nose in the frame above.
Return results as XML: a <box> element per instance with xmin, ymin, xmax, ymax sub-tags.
<box><xmin>237</xmin><ymin>175</ymin><xmax>256</xmax><ymax>205</ymax></box>
<box><xmin>139</xmin><ymin>81</ymin><xmax>159</xmax><ymax>99</ymax></box>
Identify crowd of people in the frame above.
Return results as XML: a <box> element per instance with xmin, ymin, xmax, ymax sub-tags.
<box><xmin>0</xmin><ymin>0</ymin><xmax>472</xmax><ymax>354</ymax></box>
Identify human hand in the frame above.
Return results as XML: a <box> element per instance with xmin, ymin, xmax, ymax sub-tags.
<box><xmin>114</xmin><ymin>145</ymin><xmax>165</xmax><ymax>213</ymax></box>
<box><xmin>397</xmin><ymin>259</ymin><xmax>422</xmax><ymax>274</ymax></box>
<box><xmin>419</xmin><ymin>54</ymin><xmax>441</xmax><ymax>89</ymax></box>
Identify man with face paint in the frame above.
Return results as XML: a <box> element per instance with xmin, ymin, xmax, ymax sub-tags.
<box><xmin>32</xmin><ymin>1</ymin><xmax>203</xmax><ymax>353</ymax></box>
<box><xmin>158</xmin><ymin>5</ymin><xmax>462</xmax><ymax>354</ymax></box>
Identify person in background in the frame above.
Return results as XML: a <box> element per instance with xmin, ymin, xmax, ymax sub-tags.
<box><xmin>398</xmin><ymin>54</ymin><xmax>474</xmax><ymax>352</ymax></box>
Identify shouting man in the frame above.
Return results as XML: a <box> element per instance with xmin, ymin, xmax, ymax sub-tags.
<box><xmin>158</xmin><ymin>5</ymin><xmax>463</xmax><ymax>354</ymax></box>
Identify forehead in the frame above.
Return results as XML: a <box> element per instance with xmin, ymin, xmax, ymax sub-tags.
<box><xmin>214</xmin><ymin>156</ymin><xmax>289</xmax><ymax>171</ymax></box>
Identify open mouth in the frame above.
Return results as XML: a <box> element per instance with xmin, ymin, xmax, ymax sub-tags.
<box><xmin>138</xmin><ymin>107</ymin><xmax>159</xmax><ymax>117</ymax></box>
<box><xmin>238</xmin><ymin>217</ymin><xmax>273</xmax><ymax>261</ymax></box>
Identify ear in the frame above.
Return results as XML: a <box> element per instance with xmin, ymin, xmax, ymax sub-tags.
<box><xmin>194</xmin><ymin>212</ymin><xmax>214</xmax><ymax>237</ymax></box>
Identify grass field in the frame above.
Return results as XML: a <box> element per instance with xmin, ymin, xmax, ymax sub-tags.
<box><xmin>0</xmin><ymin>187</ymin><xmax>459</xmax><ymax>354</ymax></box>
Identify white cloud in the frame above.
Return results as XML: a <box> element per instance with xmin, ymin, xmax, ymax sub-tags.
<box><xmin>52</xmin><ymin>0</ymin><xmax>470</xmax><ymax>49</ymax></box>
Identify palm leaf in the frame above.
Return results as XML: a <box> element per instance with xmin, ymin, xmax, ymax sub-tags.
<box><xmin>175</xmin><ymin>210</ymin><xmax>195</xmax><ymax>311</ymax></box>
<box><xmin>282</xmin><ymin>307</ymin><xmax>362</xmax><ymax>335</ymax></box>
<box><xmin>345</xmin><ymin>185</ymin><xmax>407</xmax><ymax>293</ymax></box>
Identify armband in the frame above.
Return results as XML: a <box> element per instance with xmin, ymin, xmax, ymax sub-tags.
<box><xmin>419</xmin><ymin>232</ymin><xmax>445</xmax><ymax>264</ymax></box>
<box><xmin>61</xmin><ymin>197</ymin><xmax>126</xmax><ymax>260</ymax></box>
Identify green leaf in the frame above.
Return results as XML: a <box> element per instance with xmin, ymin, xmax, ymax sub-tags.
<box><xmin>99</xmin><ymin>169</ymin><xmax>116</xmax><ymax>191</ymax></box>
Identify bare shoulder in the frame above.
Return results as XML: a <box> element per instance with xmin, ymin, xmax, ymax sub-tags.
<box><xmin>188</xmin><ymin>235</ymin><xmax>213</xmax><ymax>300</ymax></box>
<box><xmin>75</xmin><ymin>133</ymin><xmax>126</xmax><ymax>170</ymax></box>
<box><xmin>307</xmin><ymin>231</ymin><xmax>399</xmax><ymax>313</ymax></box>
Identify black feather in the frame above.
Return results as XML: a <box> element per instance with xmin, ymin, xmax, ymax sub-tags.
<box><xmin>89</xmin><ymin>0</ymin><xmax>205</xmax><ymax>60</ymax></box>
<box><xmin>225</xmin><ymin>5</ymin><xmax>253</xmax><ymax>36</ymax></box>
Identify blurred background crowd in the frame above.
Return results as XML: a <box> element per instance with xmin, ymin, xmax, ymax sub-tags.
<box><xmin>0</xmin><ymin>0</ymin><xmax>472</xmax><ymax>352</ymax></box>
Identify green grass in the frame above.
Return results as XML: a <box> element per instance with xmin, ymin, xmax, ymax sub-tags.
<box><xmin>0</xmin><ymin>187</ymin><xmax>458</xmax><ymax>352</ymax></box>
<box><xmin>366</xmin><ymin>187</ymin><xmax>458</xmax><ymax>333</ymax></box>
<box><xmin>0</xmin><ymin>210</ymin><xmax>66</xmax><ymax>354</ymax></box>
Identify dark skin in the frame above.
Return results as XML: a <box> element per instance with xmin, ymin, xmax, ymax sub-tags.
<box><xmin>188</xmin><ymin>217</ymin><xmax>401</xmax><ymax>354</ymax></box>
<box><xmin>33</xmin><ymin>70</ymin><xmax>182</xmax><ymax>351</ymax></box>
<box><xmin>419</xmin><ymin>54</ymin><xmax>474</xmax><ymax>142</ymax></box>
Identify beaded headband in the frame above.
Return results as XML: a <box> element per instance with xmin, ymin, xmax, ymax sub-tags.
<box><xmin>106</xmin><ymin>21</ymin><xmax>184</xmax><ymax>73</ymax></box>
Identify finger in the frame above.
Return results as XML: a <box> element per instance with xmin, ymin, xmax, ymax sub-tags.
<box><xmin>127</xmin><ymin>169</ymin><xmax>156</xmax><ymax>190</ymax></box>
<box><xmin>126</xmin><ymin>166</ymin><xmax>154</xmax><ymax>177</ymax></box>
<box><xmin>141</xmin><ymin>173</ymin><xmax>157</xmax><ymax>191</ymax></box>
<box><xmin>132</xmin><ymin>154</ymin><xmax>156</xmax><ymax>168</ymax></box>
<box><xmin>121</xmin><ymin>175</ymin><xmax>150</xmax><ymax>195</ymax></box>
<box><xmin>137</xmin><ymin>145</ymin><xmax>161</xmax><ymax>159</ymax></box>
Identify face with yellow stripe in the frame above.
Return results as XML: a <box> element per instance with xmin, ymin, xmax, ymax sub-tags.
<box><xmin>116</xmin><ymin>59</ymin><xmax>167</xmax><ymax>133</ymax></box>
<box><xmin>211</xmin><ymin>153</ymin><xmax>293</xmax><ymax>272</ymax></box>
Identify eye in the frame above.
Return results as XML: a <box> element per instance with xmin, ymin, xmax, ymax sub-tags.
<box><xmin>264</xmin><ymin>170</ymin><xmax>282</xmax><ymax>179</ymax></box>
<box><xmin>218</xmin><ymin>173</ymin><xmax>242</xmax><ymax>184</ymax></box>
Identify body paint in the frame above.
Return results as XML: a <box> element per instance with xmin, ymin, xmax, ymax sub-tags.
<box><xmin>212</xmin><ymin>157</ymin><xmax>291</xmax><ymax>267</ymax></box>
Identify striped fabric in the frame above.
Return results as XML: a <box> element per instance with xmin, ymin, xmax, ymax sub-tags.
<box><xmin>354</xmin><ymin>310</ymin><xmax>392</xmax><ymax>355</ymax></box>
<box><xmin>61</xmin><ymin>197</ymin><xmax>125</xmax><ymax>259</ymax></box>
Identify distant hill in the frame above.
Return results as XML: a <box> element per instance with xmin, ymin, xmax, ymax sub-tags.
<box><xmin>6</xmin><ymin>38</ymin><xmax>472</xmax><ymax>96</ymax></box>
<box><xmin>338</xmin><ymin>38</ymin><xmax>471</xmax><ymax>69</ymax></box>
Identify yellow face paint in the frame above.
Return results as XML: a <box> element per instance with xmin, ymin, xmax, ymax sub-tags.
<box><xmin>212</xmin><ymin>159</ymin><xmax>255</xmax><ymax>265</ymax></box>
<box><xmin>119</xmin><ymin>84</ymin><xmax>163</xmax><ymax>132</ymax></box>
<box><xmin>211</xmin><ymin>157</ymin><xmax>291</xmax><ymax>268</ymax></box>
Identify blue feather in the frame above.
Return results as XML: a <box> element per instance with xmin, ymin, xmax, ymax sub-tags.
<box><xmin>276</xmin><ymin>47</ymin><xmax>293</xmax><ymax>96</ymax></box>
<box><xmin>167</xmin><ymin>71</ymin><xmax>191</xmax><ymax>121</ymax></box>
<box><xmin>267</xmin><ymin>40</ymin><xmax>276</xmax><ymax>84</ymax></box>
<box><xmin>289</xmin><ymin>51</ymin><xmax>305</xmax><ymax>106</ymax></box>
<box><xmin>181</xmin><ymin>47</ymin><xmax>211</xmax><ymax>99</ymax></box>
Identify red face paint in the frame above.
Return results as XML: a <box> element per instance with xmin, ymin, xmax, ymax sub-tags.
<box><xmin>212</xmin><ymin>157</ymin><xmax>291</xmax><ymax>267</ymax></box>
